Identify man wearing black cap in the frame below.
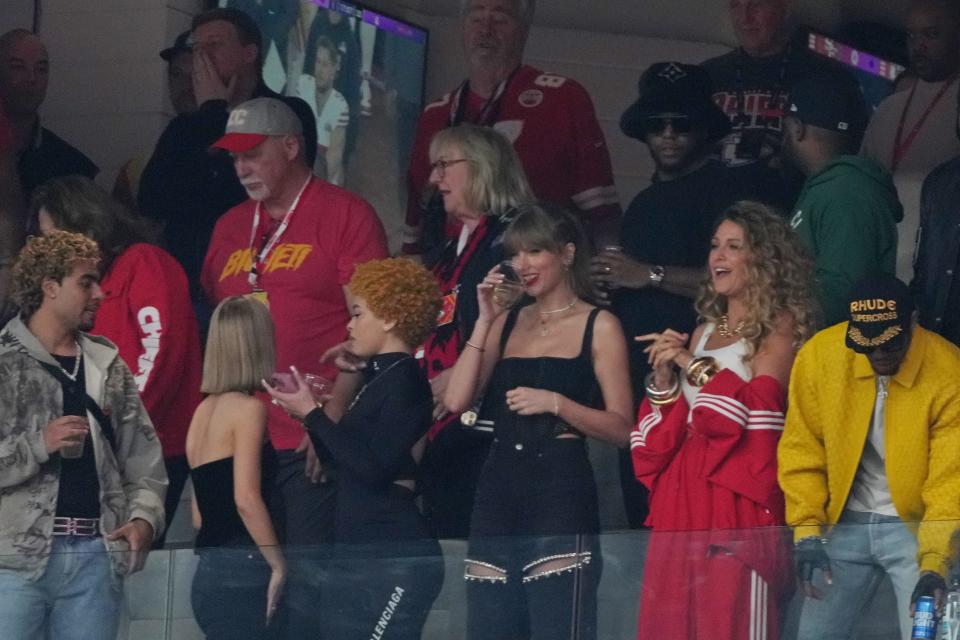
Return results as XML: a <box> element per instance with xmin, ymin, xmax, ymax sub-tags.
<box><xmin>782</xmin><ymin>76</ymin><xmax>902</xmax><ymax>326</ymax></box>
<box><xmin>592</xmin><ymin>61</ymin><xmax>764</xmax><ymax>528</ymax></box>
<box><xmin>112</xmin><ymin>31</ymin><xmax>196</xmax><ymax>212</ymax></box>
<box><xmin>779</xmin><ymin>273</ymin><xmax>960</xmax><ymax>639</ymax></box>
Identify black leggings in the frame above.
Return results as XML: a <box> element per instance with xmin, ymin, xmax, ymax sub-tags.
<box><xmin>466</xmin><ymin>438</ymin><xmax>601</xmax><ymax>640</ymax></box>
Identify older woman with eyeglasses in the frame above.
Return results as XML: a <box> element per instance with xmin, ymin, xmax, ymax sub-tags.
<box><xmin>416</xmin><ymin>123</ymin><xmax>535</xmax><ymax>540</ymax></box>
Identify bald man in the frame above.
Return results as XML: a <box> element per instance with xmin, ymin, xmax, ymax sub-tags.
<box><xmin>861</xmin><ymin>0</ymin><xmax>960</xmax><ymax>281</ymax></box>
<box><xmin>0</xmin><ymin>29</ymin><xmax>97</xmax><ymax>198</ymax></box>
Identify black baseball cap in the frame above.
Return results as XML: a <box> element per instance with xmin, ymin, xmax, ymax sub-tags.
<box><xmin>845</xmin><ymin>274</ymin><xmax>915</xmax><ymax>353</ymax></box>
<box><xmin>787</xmin><ymin>75</ymin><xmax>868</xmax><ymax>137</ymax></box>
<box><xmin>160</xmin><ymin>31</ymin><xmax>191</xmax><ymax>62</ymax></box>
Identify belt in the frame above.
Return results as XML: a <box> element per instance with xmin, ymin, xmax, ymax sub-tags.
<box><xmin>52</xmin><ymin>517</ymin><xmax>100</xmax><ymax>536</ymax></box>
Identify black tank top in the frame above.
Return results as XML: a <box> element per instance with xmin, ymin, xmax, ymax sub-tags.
<box><xmin>191</xmin><ymin>443</ymin><xmax>277</xmax><ymax>548</ymax></box>
<box><xmin>480</xmin><ymin>306</ymin><xmax>602</xmax><ymax>450</ymax></box>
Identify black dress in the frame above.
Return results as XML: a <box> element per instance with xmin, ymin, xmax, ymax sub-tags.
<box><xmin>302</xmin><ymin>353</ymin><xmax>444</xmax><ymax>639</ymax></box>
<box><xmin>466</xmin><ymin>307</ymin><xmax>603</xmax><ymax>640</ymax></box>
<box><xmin>190</xmin><ymin>444</ymin><xmax>278</xmax><ymax>640</ymax></box>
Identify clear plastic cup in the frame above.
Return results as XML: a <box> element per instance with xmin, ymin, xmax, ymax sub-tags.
<box><xmin>303</xmin><ymin>374</ymin><xmax>332</xmax><ymax>400</ymax></box>
<box><xmin>61</xmin><ymin>420</ymin><xmax>87</xmax><ymax>459</ymax></box>
<box><xmin>493</xmin><ymin>260</ymin><xmax>524</xmax><ymax>309</ymax></box>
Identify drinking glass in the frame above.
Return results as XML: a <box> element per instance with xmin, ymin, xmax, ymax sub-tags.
<box><xmin>493</xmin><ymin>260</ymin><xmax>524</xmax><ymax>309</ymax></box>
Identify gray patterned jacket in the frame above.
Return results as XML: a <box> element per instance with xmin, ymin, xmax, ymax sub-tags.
<box><xmin>0</xmin><ymin>316</ymin><xmax>167</xmax><ymax>579</ymax></box>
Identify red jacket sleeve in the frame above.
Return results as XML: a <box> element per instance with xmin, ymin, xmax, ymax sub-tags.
<box><xmin>690</xmin><ymin>368</ymin><xmax>787</xmax><ymax>515</ymax></box>
<box><xmin>124</xmin><ymin>247</ymin><xmax>202</xmax><ymax>436</ymax></box>
<box><xmin>630</xmin><ymin>395</ymin><xmax>690</xmax><ymax>490</ymax></box>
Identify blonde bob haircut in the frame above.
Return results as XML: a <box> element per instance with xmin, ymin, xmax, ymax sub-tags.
<box><xmin>428</xmin><ymin>123</ymin><xmax>534</xmax><ymax>216</ymax></box>
<box><xmin>201</xmin><ymin>296</ymin><xmax>276</xmax><ymax>394</ymax></box>
<box><xmin>348</xmin><ymin>258</ymin><xmax>442</xmax><ymax>348</ymax></box>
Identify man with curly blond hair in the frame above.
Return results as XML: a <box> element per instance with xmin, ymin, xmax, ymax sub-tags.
<box><xmin>0</xmin><ymin>231</ymin><xmax>166</xmax><ymax>640</ymax></box>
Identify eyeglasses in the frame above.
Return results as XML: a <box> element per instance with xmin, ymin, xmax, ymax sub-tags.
<box><xmin>644</xmin><ymin>115</ymin><xmax>694</xmax><ymax>136</ymax></box>
<box><xmin>429</xmin><ymin>158</ymin><xmax>468</xmax><ymax>177</ymax></box>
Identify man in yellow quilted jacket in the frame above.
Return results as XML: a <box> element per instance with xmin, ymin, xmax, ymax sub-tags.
<box><xmin>779</xmin><ymin>273</ymin><xmax>960</xmax><ymax>640</ymax></box>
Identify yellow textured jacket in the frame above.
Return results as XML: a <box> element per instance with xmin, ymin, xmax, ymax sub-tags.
<box><xmin>778</xmin><ymin>323</ymin><xmax>960</xmax><ymax>575</ymax></box>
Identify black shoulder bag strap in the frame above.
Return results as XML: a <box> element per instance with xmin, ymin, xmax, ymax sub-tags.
<box><xmin>36</xmin><ymin>360</ymin><xmax>118</xmax><ymax>453</ymax></box>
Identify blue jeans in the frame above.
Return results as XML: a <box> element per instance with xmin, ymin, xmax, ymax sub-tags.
<box><xmin>797</xmin><ymin>510</ymin><xmax>920</xmax><ymax>640</ymax></box>
<box><xmin>0</xmin><ymin>536</ymin><xmax>122</xmax><ymax>640</ymax></box>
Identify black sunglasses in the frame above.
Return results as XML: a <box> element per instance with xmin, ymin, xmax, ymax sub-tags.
<box><xmin>644</xmin><ymin>115</ymin><xmax>694</xmax><ymax>136</ymax></box>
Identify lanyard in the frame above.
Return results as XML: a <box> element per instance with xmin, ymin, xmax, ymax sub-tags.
<box><xmin>891</xmin><ymin>77</ymin><xmax>957</xmax><ymax>173</ymax></box>
<box><xmin>246</xmin><ymin>176</ymin><xmax>312</xmax><ymax>291</ymax></box>
<box><xmin>447</xmin><ymin>65</ymin><xmax>521</xmax><ymax>128</ymax></box>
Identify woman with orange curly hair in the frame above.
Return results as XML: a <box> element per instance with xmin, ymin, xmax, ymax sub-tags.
<box><xmin>266</xmin><ymin>257</ymin><xmax>444</xmax><ymax>639</ymax></box>
<box><xmin>631</xmin><ymin>201</ymin><xmax>817</xmax><ymax>640</ymax></box>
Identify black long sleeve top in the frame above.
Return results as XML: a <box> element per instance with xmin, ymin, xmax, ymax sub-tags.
<box><xmin>303</xmin><ymin>353</ymin><xmax>432</xmax><ymax>541</ymax></box>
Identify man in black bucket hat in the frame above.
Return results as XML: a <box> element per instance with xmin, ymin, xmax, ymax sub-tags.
<box><xmin>594</xmin><ymin>61</ymin><xmax>767</xmax><ymax>529</ymax></box>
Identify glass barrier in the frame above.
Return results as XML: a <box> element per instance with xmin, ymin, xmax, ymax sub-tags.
<box><xmin>0</xmin><ymin>521</ymin><xmax>955</xmax><ymax>639</ymax></box>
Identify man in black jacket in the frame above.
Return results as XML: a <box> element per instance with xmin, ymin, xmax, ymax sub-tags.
<box><xmin>911</xmin><ymin>99</ymin><xmax>960</xmax><ymax>346</ymax></box>
<box><xmin>138</xmin><ymin>8</ymin><xmax>316</xmax><ymax>322</ymax></box>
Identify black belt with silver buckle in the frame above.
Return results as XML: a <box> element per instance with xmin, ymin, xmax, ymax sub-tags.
<box><xmin>52</xmin><ymin>517</ymin><xmax>99</xmax><ymax>536</ymax></box>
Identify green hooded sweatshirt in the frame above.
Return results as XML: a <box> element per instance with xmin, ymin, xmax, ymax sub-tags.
<box><xmin>789</xmin><ymin>155</ymin><xmax>902</xmax><ymax>326</ymax></box>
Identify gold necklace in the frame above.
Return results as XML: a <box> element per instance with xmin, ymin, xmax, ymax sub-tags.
<box><xmin>716</xmin><ymin>314</ymin><xmax>745</xmax><ymax>338</ymax></box>
<box><xmin>537</xmin><ymin>299</ymin><xmax>577</xmax><ymax>337</ymax></box>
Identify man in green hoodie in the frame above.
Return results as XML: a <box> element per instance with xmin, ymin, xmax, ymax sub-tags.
<box><xmin>782</xmin><ymin>76</ymin><xmax>903</xmax><ymax>326</ymax></box>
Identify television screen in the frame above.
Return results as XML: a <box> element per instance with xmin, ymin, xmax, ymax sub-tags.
<box><xmin>218</xmin><ymin>0</ymin><xmax>429</xmax><ymax>250</ymax></box>
<box><xmin>807</xmin><ymin>32</ymin><xmax>906</xmax><ymax>109</ymax></box>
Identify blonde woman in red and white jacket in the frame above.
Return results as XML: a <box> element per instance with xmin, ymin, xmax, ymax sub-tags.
<box><xmin>631</xmin><ymin>201</ymin><xmax>816</xmax><ymax>640</ymax></box>
<box><xmin>31</xmin><ymin>176</ymin><xmax>202</xmax><ymax>547</ymax></box>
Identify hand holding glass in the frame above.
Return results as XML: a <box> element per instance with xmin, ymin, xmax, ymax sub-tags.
<box><xmin>493</xmin><ymin>260</ymin><xmax>524</xmax><ymax>309</ymax></box>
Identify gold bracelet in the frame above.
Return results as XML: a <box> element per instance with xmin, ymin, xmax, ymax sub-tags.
<box><xmin>685</xmin><ymin>356</ymin><xmax>720</xmax><ymax>387</ymax></box>
<box><xmin>465</xmin><ymin>341</ymin><xmax>484</xmax><ymax>352</ymax></box>
<box><xmin>644</xmin><ymin>372</ymin><xmax>681</xmax><ymax>405</ymax></box>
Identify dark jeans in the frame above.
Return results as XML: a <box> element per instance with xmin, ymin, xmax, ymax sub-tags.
<box><xmin>420</xmin><ymin>427</ymin><xmax>492</xmax><ymax>539</ymax></box>
<box><xmin>192</xmin><ymin>548</ymin><xmax>276</xmax><ymax>640</ymax></box>
<box><xmin>466</xmin><ymin>438</ymin><xmax>601</xmax><ymax>640</ymax></box>
<box><xmin>323</xmin><ymin>539</ymin><xmax>444</xmax><ymax>639</ymax></box>
<box><xmin>617</xmin><ymin>446</ymin><xmax>650</xmax><ymax>530</ymax></box>
<box><xmin>272</xmin><ymin>448</ymin><xmax>336</xmax><ymax>639</ymax></box>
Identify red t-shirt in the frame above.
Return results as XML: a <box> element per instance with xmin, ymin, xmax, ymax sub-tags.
<box><xmin>403</xmin><ymin>64</ymin><xmax>620</xmax><ymax>253</ymax></box>
<box><xmin>201</xmin><ymin>178</ymin><xmax>388</xmax><ymax>450</ymax></box>
<box><xmin>93</xmin><ymin>243</ymin><xmax>202</xmax><ymax>458</ymax></box>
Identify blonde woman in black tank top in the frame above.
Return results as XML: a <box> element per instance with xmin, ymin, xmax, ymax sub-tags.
<box><xmin>445</xmin><ymin>204</ymin><xmax>634</xmax><ymax>640</ymax></box>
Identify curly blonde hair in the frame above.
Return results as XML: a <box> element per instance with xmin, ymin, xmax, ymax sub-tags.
<box><xmin>12</xmin><ymin>231</ymin><xmax>101</xmax><ymax>318</ymax></box>
<box><xmin>348</xmin><ymin>258</ymin><xmax>442</xmax><ymax>348</ymax></box>
<box><xmin>696</xmin><ymin>201</ymin><xmax>817</xmax><ymax>360</ymax></box>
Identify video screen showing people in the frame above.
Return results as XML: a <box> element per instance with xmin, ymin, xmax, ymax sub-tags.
<box><xmin>220</xmin><ymin>0</ymin><xmax>428</xmax><ymax>249</ymax></box>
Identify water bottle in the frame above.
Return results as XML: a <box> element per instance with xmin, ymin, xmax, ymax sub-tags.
<box><xmin>940</xmin><ymin>580</ymin><xmax>960</xmax><ymax>640</ymax></box>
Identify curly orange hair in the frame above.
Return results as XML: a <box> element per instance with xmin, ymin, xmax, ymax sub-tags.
<box><xmin>13</xmin><ymin>231</ymin><xmax>101</xmax><ymax>318</ymax></box>
<box><xmin>348</xmin><ymin>258</ymin><xmax>442</xmax><ymax>347</ymax></box>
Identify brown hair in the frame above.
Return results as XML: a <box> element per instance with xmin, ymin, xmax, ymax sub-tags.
<box><xmin>31</xmin><ymin>175</ymin><xmax>158</xmax><ymax>272</ymax></box>
<box><xmin>503</xmin><ymin>202</ymin><xmax>597</xmax><ymax>304</ymax></box>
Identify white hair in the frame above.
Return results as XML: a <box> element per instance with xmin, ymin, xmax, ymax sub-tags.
<box><xmin>460</xmin><ymin>0</ymin><xmax>536</xmax><ymax>26</ymax></box>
